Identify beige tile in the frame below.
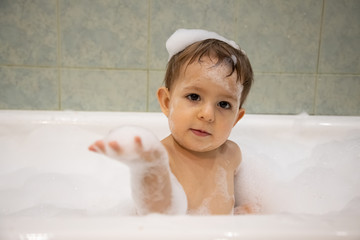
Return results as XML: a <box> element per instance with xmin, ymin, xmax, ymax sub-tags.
<box><xmin>60</xmin><ymin>0</ymin><xmax>148</xmax><ymax>68</ymax></box>
<box><xmin>0</xmin><ymin>67</ymin><xmax>59</xmax><ymax>110</ymax></box>
<box><xmin>1</xmin><ymin>0</ymin><xmax>359</xmax><ymax>116</ymax></box>
<box><xmin>0</xmin><ymin>0</ymin><xmax>57</xmax><ymax>66</ymax></box>
<box><xmin>316</xmin><ymin>75</ymin><xmax>360</xmax><ymax>115</ymax></box>
<box><xmin>61</xmin><ymin>69</ymin><xmax>147</xmax><ymax>111</ymax></box>
<box><xmin>236</xmin><ymin>0</ymin><xmax>322</xmax><ymax>73</ymax></box>
<box><xmin>244</xmin><ymin>73</ymin><xmax>316</xmax><ymax>114</ymax></box>
<box><xmin>319</xmin><ymin>0</ymin><xmax>360</xmax><ymax>73</ymax></box>
<box><xmin>148</xmin><ymin>70</ymin><xmax>165</xmax><ymax>112</ymax></box>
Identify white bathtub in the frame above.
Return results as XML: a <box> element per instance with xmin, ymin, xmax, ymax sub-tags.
<box><xmin>0</xmin><ymin>110</ymin><xmax>359</xmax><ymax>240</ymax></box>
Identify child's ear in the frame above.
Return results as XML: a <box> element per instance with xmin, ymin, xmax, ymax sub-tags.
<box><xmin>233</xmin><ymin>108</ymin><xmax>245</xmax><ymax>127</ymax></box>
<box><xmin>157</xmin><ymin>87</ymin><xmax>171</xmax><ymax>117</ymax></box>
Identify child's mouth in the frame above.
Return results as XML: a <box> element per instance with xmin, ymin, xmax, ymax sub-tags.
<box><xmin>190</xmin><ymin>129</ymin><xmax>211</xmax><ymax>137</ymax></box>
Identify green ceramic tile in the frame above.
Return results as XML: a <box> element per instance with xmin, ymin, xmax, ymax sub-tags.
<box><xmin>319</xmin><ymin>0</ymin><xmax>360</xmax><ymax>74</ymax></box>
<box><xmin>1</xmin><ymin>0</ymin><xmax>358</xmax><ymax>116</ymax></box>
<box><xmin>148</xmin><ymin>70</ymin><xmax>165</xmax><ymax>112</ymax></box>
<box><xmin>236</xmin><ymin>0</ymin><xmax>322</xmax><ymax>73</ymax></box>
<box><xmin>150</xmin><ymin>0</ymin><xmax>237</xmax><ymax>69</ymax></box>
<box><xmin>61</xmin><ymin>69</ymin><xmax>147</xmax><ymax>111</ymax></box>
<box><xmin>60</xmin><ymin>0</ymin><xmax>148</xmax><ymax>68</ymax></box>
<box><xmin>244</xmin><ymin>73</ymin><xmax>316</xmax><ymax>114</ymax></box>
<box><xmin>0</xmin><ymin>0</ymin><xmax>57</xmax><ymax>66</ymax></box>
<box><xmin>316</xmin><ymin>75</ymin><xmax>360</xmax><ymax>115</ymax></box>
<box><xmin>0</xmin><ymin>67</ymin><xmax>59</xmax><ymax>110</ymax></box>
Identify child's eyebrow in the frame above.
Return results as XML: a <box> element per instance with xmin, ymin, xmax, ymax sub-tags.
<box><xmin>183</xmin><ymin>85</ymin><xmax>239</xmax><ymax>102</ymax></box>
<box><xmin>222</xmin><ymin>93</ymin><xmax>239</xmax><ymax>103</ymax></box>
<box><xmin>182</xmin><ymin>86</ymin><xmax>202</xmax><ymax>92</ymax></box>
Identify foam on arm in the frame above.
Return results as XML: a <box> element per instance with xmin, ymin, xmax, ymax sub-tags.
<box><xmin>234</xmin><ymin>158</ymin><xmax>261</xmax><ymax>214</ymax></box>
<box><xmin>89</xmin><ymin>126</ymin><xmax>187</xmax><ymax>215</ymax></box>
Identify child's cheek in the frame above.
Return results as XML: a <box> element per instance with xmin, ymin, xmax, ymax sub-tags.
<box><xmin>168</xmin><ymin>99</ymin><xmax>187</xmax><ymax>135</ymax></box>
<box><xmin>168</xmin><ymin>107</ymin><xmax>175</xmax><ymax>133</ymax></box>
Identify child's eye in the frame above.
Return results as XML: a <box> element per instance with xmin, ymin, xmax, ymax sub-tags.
<box><xmin>186</xmin><ymin>94</ymin><xmax>201</xmax><ymax>101</ymax></box>
<box><xmin>218</xmin><ymin>101</ymin><xmax>231</xmax><ymax>109</ymax></box>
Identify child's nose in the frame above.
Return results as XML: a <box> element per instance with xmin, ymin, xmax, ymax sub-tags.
<box><xmin>198</xmin><ymin>104</ymin><xmax>215</xmax><ymax>122</ymax></box>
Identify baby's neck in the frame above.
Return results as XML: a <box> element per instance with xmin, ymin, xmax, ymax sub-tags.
<box><xmin>164</xmin><ymin>135</ymin><xmax>222</xmax><ymax>162</ymax></box>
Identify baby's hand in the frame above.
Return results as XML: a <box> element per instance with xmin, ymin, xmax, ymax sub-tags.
<box><xmin>234</xmin><ymin>203</ymin><xmax>261</xmax><ymax>215</ymax></box>
<box><xmin>89</xmin><ymin>126</ymin><xmax>166</xmax><ymax>165</ymax></box>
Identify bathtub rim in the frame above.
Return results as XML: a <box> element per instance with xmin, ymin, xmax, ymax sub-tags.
<box><xmin>0</xmin><ymin>110</ymin><xmax>359</xmax><ymax>127</ymax></box>
<box><xmin>1</xmin><ymin>110</ymin><xmax>359</xmax><ymax>239</ymax></box>
<box><xmin>1</xmin><ymin>214</ymin><xmax>359</xmax><ymax>240</ymax></box>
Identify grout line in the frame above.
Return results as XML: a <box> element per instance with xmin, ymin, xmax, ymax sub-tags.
<box><xmin>0</xmin><ymin>64</ymin><xmax>57</xmax><ymax>69</ymax></box>
<box><xmin>0</xmin><ymin>64</ymin><xmax>149</xmax><ymax>72</ymax></box>
<box><xmin>147</xmin><ymin>0</ymin><xmax>151</xmax><ymax>70</ymax></box>
<box><xmin>316</xmin><ymin>0</ymin><xmax>326</xmax><ymax>74</ymax></box>
<box><xmin>56</xmin><ymin>0</ymin><xmax>62</xmax><ymax>110</ymax></box>
<box><xmin>253</xmin><ymin>72</ymin><xmax>360</xmax><ymax>77</ymax></box>
<box><xmin>313</xmin><ymin>0</ymin><xmax>326</xmax><ymax>114</ymax></box>
<box><xmin>255</xmin><ymin>72</ymin><xmax>318</xmax><ymax>76</ymax></box>
<box><xmin>233</xmin><ymin>0</ymin><xmax>239</xmax><ymax>41</ymax></box>
<box><xmin>56</xmin><ymin>0</ymin><xmax>61</xmax><ymax>67</ymax></box>
<box><xmin>1</xmin><ymin>64</ymin><xmax>359</xmax><ymax>77</ymax></box>
<box><xmin>146</xmin><ymin>0</ymin><xmax>151</xmax><ymax>112</ymax></box>
<box><xmin>59</xmin><ymin>66</ymin><xmax>149</xmax><ymax>71</ymax></box>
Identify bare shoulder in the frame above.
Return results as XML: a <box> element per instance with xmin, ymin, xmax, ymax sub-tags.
<box><xmin>222</xmin><ymin>140</ymin><xmax>242</xmax><ymax>170</ymax></box>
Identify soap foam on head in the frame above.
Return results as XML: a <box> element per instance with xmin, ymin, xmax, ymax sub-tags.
<box><xmin>231</xmin><ymin>55</ymin><xmax>237</xmax><ymax>65</ymax></box>
<box><xmin>166</xmin><ymin>29</ymin><xmax>241</xmax><ymax>61</ymax></box>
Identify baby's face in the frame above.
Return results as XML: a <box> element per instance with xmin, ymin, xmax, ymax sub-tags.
<box><xmin>167</xmin><ymin>56</ymin><xmax>244</xmax><ymax>153</ymax></box>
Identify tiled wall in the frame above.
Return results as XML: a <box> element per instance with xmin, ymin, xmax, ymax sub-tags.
<box><xmin>0</xmin><ymin>0</ymin><xmax>359</xmax><ymax>115</ymax></box>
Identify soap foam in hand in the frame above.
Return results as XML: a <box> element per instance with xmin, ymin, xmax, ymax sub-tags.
<box><xmin>93</xmin><ymin>126</ymin><xmax>167</xmax><ymax>164</ymax></box>
<box><xmin>89</xmin><ymin>126</ymin><xmax>187</xmax><ymax>215</ymax></box>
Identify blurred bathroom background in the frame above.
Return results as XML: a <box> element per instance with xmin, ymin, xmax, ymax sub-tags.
<box><xmin>0</xmin><ymin>0</ymin><xmax>359</xmax><ymax>115</ymax></box>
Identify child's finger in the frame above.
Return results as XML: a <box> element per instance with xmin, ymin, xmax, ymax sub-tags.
<box><xmin>134</xmin><ymin>136</ymin><xmax>143</xmax><ymax>149</ymax></box>
<box><xmin>108</xmin><ymin>141</ymin><xmax>123</xmax><ymax>154</ymax></box>
<box><xmin>88</xmin><ymin>140</ymin><xmax>106</xmax><ymax>153</ymax></box>
<box><xmin>88</xmin><ymin>145</ymin><xmax>97</xmax><ymax>152</ymax></box>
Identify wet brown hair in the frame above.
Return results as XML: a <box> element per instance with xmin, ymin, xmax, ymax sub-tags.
<box><xmin>164</xmin><ymin>39</ymin><xmax>254</xmax><ymax>108</ymax></box>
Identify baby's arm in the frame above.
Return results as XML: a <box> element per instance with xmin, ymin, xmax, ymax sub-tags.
<box><xmin>89</xmin><ymin>126</ymin><xmax>187</xmax><ymax>215</ymax></box>
<box><xmin>233</xmin><ymin>145</ymin><xmax>261</xmax><ymax>215</ymax></box>
<box><xmin>234</xmin><ymin>167</ymin><xmax>261</xmax><ymax>214</ymax></box>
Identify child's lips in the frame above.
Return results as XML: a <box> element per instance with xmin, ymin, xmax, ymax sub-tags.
<box><xmin>190</xmin><ymin>128</ymin><xmax>211</xmax><ymax>137</ymax></box>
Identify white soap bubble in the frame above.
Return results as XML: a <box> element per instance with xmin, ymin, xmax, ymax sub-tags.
<box><xmin>166</xmin><ymin>29</ymin><xmax>240</xmax><ymax>60</ymax></box>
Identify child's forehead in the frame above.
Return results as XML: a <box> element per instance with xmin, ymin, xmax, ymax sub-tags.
<box><xmin>175</xmin><ymin>57</ymin><xmax>242</xmax><ymax>99</ymax></box>
<box><xmin>181</xmin><ymin>55</ymin><xmax>235</xmax><ymax>78</ymax></box>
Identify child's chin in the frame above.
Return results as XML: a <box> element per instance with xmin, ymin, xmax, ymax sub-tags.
<box><xmin>186</xmin><ymin>144</ymin><xmax>218</xmax><ymax>153</ymax></box>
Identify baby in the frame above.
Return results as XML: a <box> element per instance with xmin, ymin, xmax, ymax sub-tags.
<box><xmin>89</xmin><ymin>29</ymin><xmax>254</xmax><ymax>215</ymax></box>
